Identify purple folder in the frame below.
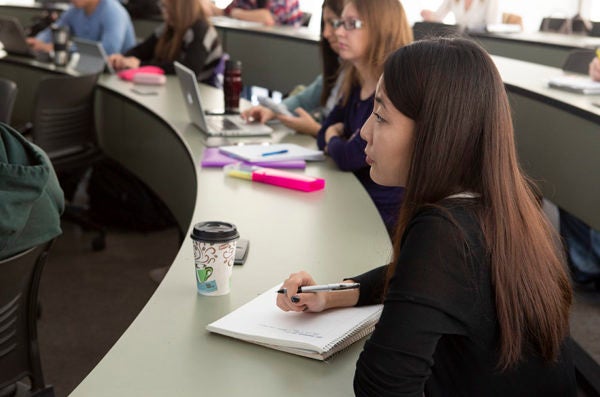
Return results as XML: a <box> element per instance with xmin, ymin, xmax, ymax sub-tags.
<box><xmin>200</xmin><ymin>148</ymin><xmax>306</xmax><ymax>169</ymax></box>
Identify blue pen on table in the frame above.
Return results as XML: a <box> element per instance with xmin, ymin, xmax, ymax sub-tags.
<box><xmin>261</xmin><ymin>149</ymin><xmax>289</xmax><ymax>157</ymax></box>
<box><xmin>277</xmin><ymin>282</ymin><xmax>360</xmax><ymax>294</ymax></box>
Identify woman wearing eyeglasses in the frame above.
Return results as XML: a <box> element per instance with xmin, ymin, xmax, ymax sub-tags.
<box><xmin>242</xmin><ymin>0</ymin><xmax>344</xmax><ymax>136</ymax></box>
<box><xmin>277</xmin><ymin>38</ymin><xmax>576</xmax><ymax>397</ymax></box>
<box><xmin>421</xmin><ymin>0</ymin><xmax>499</xmax><ymax>31</ymax></box>
<box><xmin>108</xmin><ymin>0</ymin><xmax>223</xmax><ymax>84</ymax></box>
<box><xmin>318</xmin><ymin>0</ymin><xmax>412</xmax><ymax>234</ymax></box>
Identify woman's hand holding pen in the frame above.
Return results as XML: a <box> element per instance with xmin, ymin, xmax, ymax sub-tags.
<box><xmin>276</xmin><ymin>271</ymin><xmax>360</xmax><ymax>313</ymax></box>
<box><xmin>276</xmin><ymin>271</ymin><xmax>327</xmax><ymax>313</ymax></box>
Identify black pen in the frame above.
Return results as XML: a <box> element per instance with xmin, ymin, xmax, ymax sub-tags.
<box><xmin>277</xmin><ymin>282</ymin><xmax>360</xmax><ymax>294</ymax></box>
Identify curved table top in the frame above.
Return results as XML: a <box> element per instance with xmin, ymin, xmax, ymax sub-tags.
<box><xmin>69</xmin><ymin>75</ymin><xmax>392</xmax><ymax>396</ymax></box>
<box><xmin>473</xmin><ymin>31</ymin><xmax>600</xmax><ymax>51</ymax></box>
<box><xmin>493</xmin><ymin>55</ymin><xmax>600</xmax><ymax>121</ymax></box>
<box><xmin>492</xmin><ymin>55</ymin><xmax>600</xmax><ymax>230</ymax></box>
<box><xmin>2</xmin><ymin>52</ymin><xmax>599</xmax><ymax>395</ymax></box>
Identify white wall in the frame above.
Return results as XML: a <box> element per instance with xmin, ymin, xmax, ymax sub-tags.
<box><xmin>297</xmin><ymin>0</ymin><xmax>592</xmax><ymax>32</ymax></box>
<box><xmin>212</xmin><ymin>1</ymin><xmax>598</xmax><ymax>31</ymax></box>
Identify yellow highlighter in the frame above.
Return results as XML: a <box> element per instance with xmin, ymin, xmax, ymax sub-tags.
<box><xmin>597</xmin><ymin>48</ymin><xmax>600</xmax><ymax>60</ymax></box>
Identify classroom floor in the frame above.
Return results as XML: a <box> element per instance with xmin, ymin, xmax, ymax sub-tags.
<box><xmin>37</xmin><ymin>221</ymin><xmax>599</xmax><ymax>397</ymax></box>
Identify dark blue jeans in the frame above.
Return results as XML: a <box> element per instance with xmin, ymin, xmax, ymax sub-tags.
<box><xmin>559</xmin><ymin>209</ymin><xmax>600</xmax><ymax>284</ymax></box>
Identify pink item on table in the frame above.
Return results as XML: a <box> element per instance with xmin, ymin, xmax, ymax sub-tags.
<box><xmin>117</xmin><ymin>66</ymin><xmax>165</xmax><ymax>81</ymax></box>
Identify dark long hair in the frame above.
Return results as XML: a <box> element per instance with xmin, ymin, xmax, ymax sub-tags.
<box><xmin>384</xmin><ymin>38</ymin><xmax>572</xmax><ymax>370</ymax></box>
<box><xmin>319</xmin><ymin>0</ymin><xmax>344</xmax><ymax>106</ymax></box>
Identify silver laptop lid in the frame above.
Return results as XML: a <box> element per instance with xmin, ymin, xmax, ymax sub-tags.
<box><xmin>0</xmin><ymin>16</ymin><xmax>36</xmax><ymax>57</ymax></box>
<box><xmin>72</xmin><ymin>37</ymin><xmax>115</xmax><ymax>74</ymax></box>
<box><xmin>174</xmin><ymin>61</ymin><xmax>213</xmax><ymax>133</ymax></box>
<box><xmin>174</xmin><ymin>61</ymin><xmax>273</xmax><ymax>137</ymax></box>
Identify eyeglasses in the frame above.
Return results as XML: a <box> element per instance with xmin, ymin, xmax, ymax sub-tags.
<box><xmin>330</xmin><ymin>18</ymin><xmax>364</xmax><ymax>31</ymax></box>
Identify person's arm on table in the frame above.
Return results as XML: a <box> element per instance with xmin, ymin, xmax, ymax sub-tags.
<box><xmin>230</xmin><ymin>8</ymin><xmax>275</xmax><ymax>26</ymax></box>
<box><xmin>242</xmin><ymin>106</ymin><xmax>276</xmax><ymax>123</ymax></box>
<box><xmin>325</xmin><ymin>127</ymin><xmax>369</xmax><ymax>172</ymax></box>
<box><xmin>277</xmin><ymin>110</ymin><xmax>321</xmax><ymax>136</ymax></box>
<box><xmin>278</xmin><ymin>75</ymin><xmax>325</xmax><ymax>136</ymax></box>
<box><xmin>276</xmin><ymin>271</ymin><xmax>359</xmax><ymax>313</ymax></box>
<box><xmin>28</xmin><ymin>9</ymin><xmax>72</xmax><ymax>52</ymax></box>
<box><xmin>354</xmin><ymin>211</ymin><xmax>471</xmax><ymax>396</ymax></box>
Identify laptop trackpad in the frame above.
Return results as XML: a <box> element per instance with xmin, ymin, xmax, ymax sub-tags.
<box><xmin>208</xmin><ymin>116</ymin><xmax>240</xmax><ymax>131</ymax></box>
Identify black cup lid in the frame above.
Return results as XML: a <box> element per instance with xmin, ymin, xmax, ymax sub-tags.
<box><xmin>190</xmin><ymin>221</ymin><xmax>239</xmax><ymax>242</ymax></box>
<box><xmin>225</xmin><ymin>60</ymin><xmax>242</xmax><ymax>71</ymax></box>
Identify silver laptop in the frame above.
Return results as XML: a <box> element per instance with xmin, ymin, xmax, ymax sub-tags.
<box><xmin>72</xmin><ymin>38</ymin><xmax>115</xmax><ymax>74</ymax></box>
<box><xmin>0</xmin><ymin>16</ymin><xmax>51</xmax><ymax>62</ymax></box>
<box><xmin>174</xmin><ymin>61</ymin><xmax>272</xmax><ymax>137</ymax></box>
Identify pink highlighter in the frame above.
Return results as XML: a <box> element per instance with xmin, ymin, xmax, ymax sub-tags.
<box><xmin>224</xmin><ymin>163</ymin><xmax>325</xmax><ymax>192</ymax></box>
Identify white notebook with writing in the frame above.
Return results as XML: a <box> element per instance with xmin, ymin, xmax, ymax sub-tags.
<box><xmin>206</xmin><ymin>285</ymin><xmax>382</xmax><ymax>360</ymax></box>
<box><xmin>218</xmin><ymin>143</ymin><xmax>325</xmax><ymax>163</ymax></box>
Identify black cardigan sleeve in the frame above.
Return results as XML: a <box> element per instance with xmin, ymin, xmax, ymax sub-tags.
<box><xmin>124</xmin><ymin>33</ymin><xmax>158</xmax><ymax>63</ymax></box>
<box><xmin>124</xmin><ymin>21</ymin><xmax>213</xmax><ymax>76</ymax></box>
<box><xmin>353</xmin><ymin>209</ymin><xmax>475</xmax><ymax>396</ymax></box>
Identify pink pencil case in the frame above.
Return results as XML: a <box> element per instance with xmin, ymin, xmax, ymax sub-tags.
<box><xmin>117</xmin><ymin>66</ymin><xmax>165</xmax><ymax>82</ymax></box>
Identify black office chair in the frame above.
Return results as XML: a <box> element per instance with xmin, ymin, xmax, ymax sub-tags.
<box><xmin>412</xmin><ymin>21</ymin><xmax>462</xmax><ymax>41</ymax></box>
<box><xmin>539</xmin><ymin>17</ymin><xmax>568</xmax><ymax>33</ymax></box>
<box><xmin>29</xmin><ymin>73</ymin><xmax>106</xmax><ymax>251</ymax></box>
<box><xmin>590</xmin><ymin>21</ymin><xmax>600</xmax><ymax>37</ymax></box>
<box><xmin>0</xmin><ymin>78</ymin><xmax>18</xmax><ymax>124</ymax></box>
<box><xmin>562</xmin><ymin>49</ymin><xmax>596</xmax><ymax>75</ymax></box>
<box><xmin>300</xmin><ymin>12</ymin><xmax>312</xmax><ymax>27</ymax></box>
<box><xmin>0</xmin><ymin>240</ymin><xmax>55</xmax><ymax>397</ymax></box>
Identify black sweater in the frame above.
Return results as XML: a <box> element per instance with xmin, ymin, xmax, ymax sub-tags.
<box><xmin>125</xmin><ymin>19</ymin><xmax>223</xmax><ymax>83</ymax></box>
<box><xmin>352</xmin><ymin>201</ymin><xmax>576</xmax><ymax>396</ymax></box>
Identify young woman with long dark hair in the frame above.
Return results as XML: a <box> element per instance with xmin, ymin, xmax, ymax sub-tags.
<box><xmin>277</xmin><ymin>38</ymin><xmax>575</xmax><ymax>396</ymax></box>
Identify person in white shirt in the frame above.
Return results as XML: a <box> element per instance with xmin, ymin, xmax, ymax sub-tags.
<box><xmin>421</xmin><ymin>0</ymin><xmax>498</xmax><ymax>31</ymax></box>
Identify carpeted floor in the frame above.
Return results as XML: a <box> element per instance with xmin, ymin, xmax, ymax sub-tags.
<box><xmin>36</xmin><ymin>222</ymin><xmax>180</xmax><ymax>397</ymax></box>
<box><xmin>36</xmin><ymin>222</ymin><xmax>599</xmax><ymax>397</ymax></box>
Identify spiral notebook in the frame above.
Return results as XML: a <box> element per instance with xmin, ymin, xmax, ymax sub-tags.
<box><xmin>218</xmin><ymin>143</ymin><xmax>325</xmax><ymax>163</ymax></box>
<box><xmin>206</xmin><ymin>285</ymin><xmax>382</xmax><ymax>360</ymax></box>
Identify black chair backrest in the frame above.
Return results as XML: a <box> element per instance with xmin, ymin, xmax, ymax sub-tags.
<box><xmin>31</xmin><ymin>73</ymin><xmax>99</xmax><ymax>161</ymax></box>
<box><xmin>412</xmin><ymin>21</ymin><xmax>462</xmax><ymax>41</ymax></box>
<box><xmin>0</xmin><ymin>240</ymin><xmax>54</xmax><ymax>394</ymax></box>
<box><xmin>540</xmin><ymin>17</ymin><xmax>568</xmax><ymax>32</ymax></box>
<box><xmin>562</xmin><ymin>49</ymin><xmax>596</xmax><ymax>75</ymax></box>
<box><xmin>300</xmin><ymin>12</ymin><xmax>312</xmax><ymax>27</ymax></box>
<box><xmin>590</xmin><ymin>21</ymin><xmax>600</xmax><ymax>37</ymax></box>
<box><xmin>0</xmin><ymin>78</ymin><xmax>18</xmax><ymax>125</ymax></box>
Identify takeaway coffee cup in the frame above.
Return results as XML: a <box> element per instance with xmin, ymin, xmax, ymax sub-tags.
<box><xmin>190</xmin><ymin>221</ymin><xmax>239</xmax><ymax>296</ymax></box>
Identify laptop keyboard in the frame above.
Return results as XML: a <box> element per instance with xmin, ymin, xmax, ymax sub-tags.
<box><xmin>208</xmin><ymin>116</ymin><xmax>239</xmax><ymax>131</ymax></box>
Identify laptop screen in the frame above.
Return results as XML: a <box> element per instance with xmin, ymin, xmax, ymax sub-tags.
<box><xmin>174</xmin><ymin>61</ymin><xmax>211</xmax><ymax>132</ymax></box>
<box><xmin>72</xmin><ymin>38</ymin><xmax>115</xmax><ymax>74</ymax></box>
